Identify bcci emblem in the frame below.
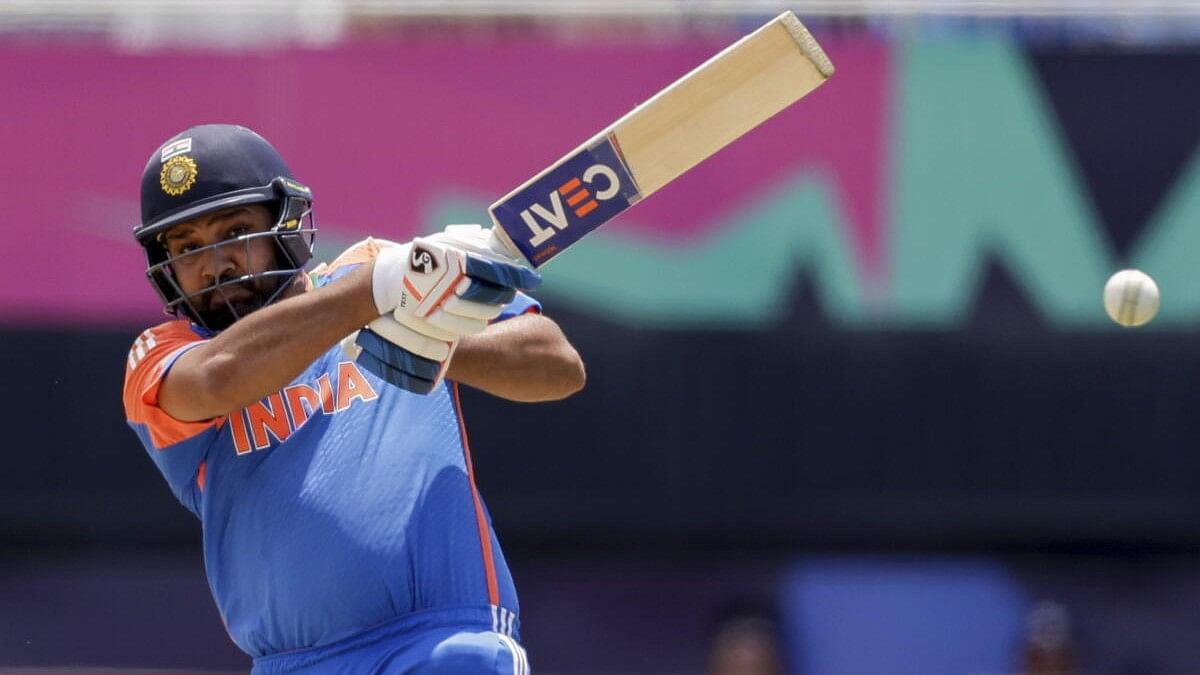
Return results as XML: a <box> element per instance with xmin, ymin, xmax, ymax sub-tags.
<box><xmin>160</xmin><ymin>155</ymin><xmax>198</xmax><ymax>196</ymax></box>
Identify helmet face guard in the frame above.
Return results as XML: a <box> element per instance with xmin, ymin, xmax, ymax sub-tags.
<box><xmin>141</xmin><ymin>179</ymin><xmax>317</xmax><ymax>332</ymax></box>
<box><xmin>134</xmin><ymin>125</ymin><xmax>317</xmax><ymax>332</ymax></box>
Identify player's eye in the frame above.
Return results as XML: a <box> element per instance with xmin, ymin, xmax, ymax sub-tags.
<box><xmin>227</xmin><ymin>225</ymin><xmax>250</xmax><ymax>239</ymax></box>
<box><xmin>172</xmin><ymin>242</ymin><xmax>200</xmax><ymax>256</ymax></box>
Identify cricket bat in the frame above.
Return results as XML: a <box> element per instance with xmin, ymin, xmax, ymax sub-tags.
<box><xmin>486</xmin><ymin>11</ymin><xmax>835</xmax><ymax>268</ymax></box>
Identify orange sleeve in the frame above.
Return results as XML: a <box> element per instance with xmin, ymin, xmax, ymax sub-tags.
<box><xmin>123</xmin><ymin>320</ymin><xmax>225</xmax><ymax>449</ymax></box>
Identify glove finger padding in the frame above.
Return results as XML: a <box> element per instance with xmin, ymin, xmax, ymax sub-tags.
<box><xmin>355</xmin><ymin>328</ymin><xmax>443</xmax><ymax>382</ymax></box>
<box><xmin>355</xmin><ymin>348</ymin><xmax>439</xmax><ymax>395</ymax></box>
<box><xmin>463</xmin><ymin>253</ymin><xmax>542</xmax><ymax>292</ymax></box>
<box><xmin>341</xmin><ymin>329</ymin><xmax>430</xmax><ymax>392</ymax></box>
<box><xmin>453</xmin><ymin>276</ymin><xmax>517</xmax><ymax>307</ymax></box>
<box><xmin>343</xmin><ymin>318</ymin><xmax>461</xmax><ymax>395</ymax></box>
<box><xmin>442</xmin><ymin>290</ymin><xmax>506</xmax><ymax>321</ymax></box>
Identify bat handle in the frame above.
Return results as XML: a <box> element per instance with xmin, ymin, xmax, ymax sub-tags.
<box><xmin>486</xmin><ymin>223</ymin><xmax>532</xmax><ymax>267</ymax></box>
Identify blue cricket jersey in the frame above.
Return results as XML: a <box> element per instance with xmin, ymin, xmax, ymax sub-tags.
<box><xmin>123</xmin><ymin>242</ymin><xmax>532</xmax><ymax>658</ymax></box>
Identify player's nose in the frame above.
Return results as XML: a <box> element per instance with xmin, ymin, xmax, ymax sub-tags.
<box><xmin>200</xmin><ymin>243</ymin><xmax>241</xmax><ymax>285</ymax></box>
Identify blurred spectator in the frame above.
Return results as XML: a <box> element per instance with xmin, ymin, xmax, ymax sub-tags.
<box><xmin>1021</xmin><ymin>600</ymin><xmax>1079</xmax><ymax>675</ymax></box>
<box><xmin>706</xmin><ymin>598</ymin><xmax>786</xmax><ymax>675</ymax></box>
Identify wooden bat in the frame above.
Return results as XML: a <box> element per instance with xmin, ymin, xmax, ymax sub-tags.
<box><xmin>485</xmin><ymin>11</ymin><xmax>835</xmax><ymax>268</ymax></box>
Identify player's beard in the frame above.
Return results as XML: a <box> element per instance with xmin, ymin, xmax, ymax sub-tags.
<box><xmin>192</xmin><ymin>272</ymin><xmax>288</xmax><ymax>332</ymax></box>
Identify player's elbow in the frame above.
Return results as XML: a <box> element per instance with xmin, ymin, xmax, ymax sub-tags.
<box><xmin>498</xmin><ymin>345</ymin><xmax>585</xmax><ymax>403</ymax></box>
<box><xmin>543</xmin><ymin>344</ymin><xmax>587</xmax><ymax>401</ymax></box>
<box><xmin>554</xmin><ymin>343</ymin><xmax>588</xmax><ymax>396</ymax></box>
<box><xmin>519</xmin><ymin>315</ymin><xmax>586</xmax><ymax>401</ymax></box>
<box><xmin>564</xmin><ymin>348</ymin><xmax>587</xmax><ymax>396</ymax></box>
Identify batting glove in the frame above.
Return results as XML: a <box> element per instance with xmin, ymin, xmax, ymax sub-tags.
<box><xmin>371</xmin><ymin>232</ymin><xmax>540</xmax><ymax>338</ymax></box>
<box><xmin>348</xmin><ymin>228</ymin><xmax>541</xmax><ymax>394</ymax></box>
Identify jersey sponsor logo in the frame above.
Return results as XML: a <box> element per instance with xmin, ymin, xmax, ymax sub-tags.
<box><xmin>228</xmin><ymin>361</ymin><xmax>378</xmax><ymax>454</ymax></box>
<box><xmin>490</xmin><ymin>135</ymin><xmax>640</xmax><ymax>265</ymax></box>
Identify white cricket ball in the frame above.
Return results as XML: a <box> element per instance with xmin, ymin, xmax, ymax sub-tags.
<box><xmin>1103</xmin><ymin>269</ymin><xmax>1160</xmax><ymax>327</ymax></box>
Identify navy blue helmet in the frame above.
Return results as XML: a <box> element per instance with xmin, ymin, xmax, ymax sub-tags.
<box><xmin>134</xmin><ymin>124</ymin><xmax>316</xmax><ymax>331</ymax></box>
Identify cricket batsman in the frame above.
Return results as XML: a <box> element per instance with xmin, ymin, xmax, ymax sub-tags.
<box><xmin>122</xmin><ymin>124</ymin><xmax>585</xmax><ymax>673</ymax></box>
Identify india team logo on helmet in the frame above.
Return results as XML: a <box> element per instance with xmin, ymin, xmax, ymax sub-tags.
<box><xmin>160</xmin><ymin>155</ymin><xmax>198</xmax><ymax>196</ymax></box>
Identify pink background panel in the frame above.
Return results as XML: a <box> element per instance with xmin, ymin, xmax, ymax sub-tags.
<box><xmin>0</xmin><ymin>32</ymin><xmax>888</xmax><ymax>325</ymax></box>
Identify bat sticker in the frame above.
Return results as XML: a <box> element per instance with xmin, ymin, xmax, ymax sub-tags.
<box><xmin>490</xmin><ymin>135</ymin><xmax>641</xmax><ymax>265</ymax></box>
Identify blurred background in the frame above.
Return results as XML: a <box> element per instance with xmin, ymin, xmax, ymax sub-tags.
<box><xmin>3</xmin><ymin>0</ymin><xmax>1200</xmax><ymax>673</ymax></box>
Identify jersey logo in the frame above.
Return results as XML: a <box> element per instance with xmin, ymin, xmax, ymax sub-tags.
<box><xmin>228</xmin><ymin>361</ymin><xmax>378</xmax><ymax>454</ymax></box>
<box><xmin>160</xmin><ymin>155</ymin><xmax>199</xmax><ymax>196</ymax></box>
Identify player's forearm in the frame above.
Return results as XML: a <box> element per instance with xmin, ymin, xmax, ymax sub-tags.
<box><xmin>447</xmin><ymin>314</ymin><xmax>586</xmax><ymax>402</ymax></box>
<box><xmin>162</xmin><ymin>264</ymin><xmax>380</xmax><ymax>420</ymax></box>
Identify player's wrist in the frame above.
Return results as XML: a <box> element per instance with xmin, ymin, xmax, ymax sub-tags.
<box><xmin>370</xmin><ymin>244</ymin><xmax>411</xmax><ymax>315</ymax></box>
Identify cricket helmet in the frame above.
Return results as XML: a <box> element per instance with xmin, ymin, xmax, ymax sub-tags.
<box><xmin>134</xmin><ymin>124</ymin><xmax>316</xmax><ymax>331</ymax></box>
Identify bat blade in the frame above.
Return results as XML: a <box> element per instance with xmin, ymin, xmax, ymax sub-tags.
<box><xmin>488</xmin><ymin>11</ymin><xmax>835</xmax><ymax>268</ymax></box>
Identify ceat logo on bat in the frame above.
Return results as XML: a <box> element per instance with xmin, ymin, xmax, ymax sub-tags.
<box><xmin>491</xmin><ymin>135</ymin><xmax>641</xmax><ymax>266</ymax></box>
<box><xmin>520</xmin><ymin>167</ymin><xmax>623</xmax><ymax>247</ymax></box>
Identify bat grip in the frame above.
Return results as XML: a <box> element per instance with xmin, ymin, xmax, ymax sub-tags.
<box><xmin>486</xmin><ymin>224</ymin><xmax>531</xmax><ymax>266</ymax></box>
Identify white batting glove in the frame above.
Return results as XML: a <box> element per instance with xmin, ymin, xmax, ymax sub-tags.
<box><xmin>371</xmin><ymin>231</ymin><xmax>541</xmax><ymax>338</ymax></box>
<box><xmin>346</xmin><ymin>229</ymin><xmax>540</xmax><ymax>395</ymax></box>
<box><xmin>370</xmin><ymin>241</ymin><xmax>479</xmax><ymax>330</ymax></box>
